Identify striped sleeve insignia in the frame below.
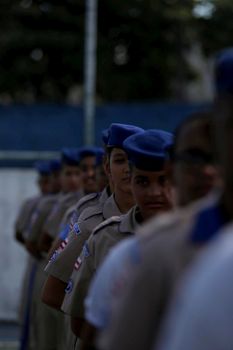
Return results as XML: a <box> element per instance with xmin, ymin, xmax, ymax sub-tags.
<box><xmin>74</xmin><ymin>257</ymin><xmax>82</xmax><ymax>271</ymax></box>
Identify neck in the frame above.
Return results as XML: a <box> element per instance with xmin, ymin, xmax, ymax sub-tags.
<box><xmin>114</xmin><ymin>189</ymin><xmax>135</xmax><ymax>214</ymax></box>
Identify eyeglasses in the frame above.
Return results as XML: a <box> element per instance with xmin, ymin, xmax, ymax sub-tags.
<box><xmin>174</xmin><ymin>149</ymin><xmax>214</xmax><ymax>166</ymax></box>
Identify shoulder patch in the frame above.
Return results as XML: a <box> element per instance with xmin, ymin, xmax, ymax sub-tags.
<box><xmin>77</xmin><ymin>192</ymin><xmax>100</xmax><ymax>210</ymax></box>
<box><xmin>49</xmin><ymin>250</ymin><xmax>59</xmax><ymax>262</ymax></box>
<box><xmin>93</xmin><ymin>216</ymin><xmax>122</xmax><ymax>235</ymax></box>
<box><xmin>73</xmin><ymin>222</ymin><xmax>81</xmax><ymax>235</ymax></box>
<box><xmin>65</xmin><ymin>279</ymin><xmax>73</xmax><ymax>294</ymax></box>
<box><xmin>82</xmin><ymin>241</ymin><xmax>91</xmax><ymax>258</ymax></box>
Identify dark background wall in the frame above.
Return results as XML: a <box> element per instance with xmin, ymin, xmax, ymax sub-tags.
<box><xmin>0</xmin><ymin>102</ymin><xmax>209</xmax><ymax>152</ymax></box>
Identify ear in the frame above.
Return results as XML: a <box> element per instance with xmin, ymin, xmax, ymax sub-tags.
<box><xmin>164</xmin><ymin>160</ymin><xmax>174</xmax><ymax>184</ymax></box>
<box><xmin>104</xmin><ymin>156</ymin><xmax>111</xmax><ymax>178</ymax></box>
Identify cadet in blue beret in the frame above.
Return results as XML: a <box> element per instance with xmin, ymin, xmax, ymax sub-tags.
<box><xmin>34</xmin><ymin>160</ymin><xmax>52</xmax><ymax>195</ymax></box>
<box><xmin>123</xmin><ymin>129</ymin><xmax>174</xmax><ymax>220</ymax></box>
<box><xmin>26</xmin><ymin>148</ymin><xmax>86</xmax><ymax>350</ymax></box>
<box><xmin>59</xmin><ymin>148</ymin><xmax>82</xmax><ymax>194</ymax></box>
<box><xmin>78</xmin><ymin>146</ymin><xmax>99</xmax><ymax>195</ymax></box>
<box><xmin>61</xmin><ymin>128</ymin><xmax>174</xmax><ymax>345</ymax></box>
<box><xmin>49</xmin><ymin>159</ymin><xmax>62</xmax><ymax>194</ymax></box>
<box><xmin>61</xmin><ymin>148</ymin><xmax>80</xmax><ymax>166</ymax></box>
<box><xmin>80</xmin><ymin>129</ymin><xmax>175</xmax><ymax>346</ymax></box>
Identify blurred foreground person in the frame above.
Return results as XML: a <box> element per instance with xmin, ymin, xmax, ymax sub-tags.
<box><xmin>80</xmin><ymin>129</ymin><xmax>174</xmax><ymax>349</ymax></box>
<box><xmin>99</xmin><ymin>109</ymin><xmax>220</xmax><ymax>350</ymax></box>
<box><xmin>156</xmin><ymin>49</ymin><xmax>233</xmax><ymax>350</ymax></box>
<box><xmin>156</xmin><ymin>223</ymin><xmax>233</xmax><ymax>350</ymax></box>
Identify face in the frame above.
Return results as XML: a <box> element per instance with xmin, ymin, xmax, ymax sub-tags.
<box><xmin>61</xmin><ymin>165</ymin><xmax>82</xmax><ymax>193</ymax></box>
<box><xmin>96</xmin><ymin>165</ymin><xmax>109</xmax><ymax>192</ymax></box>
<box><xmin>50</xmin><ymin>171</ymin><xmax>62</xmax><ymax>193</ymax></box>
<box><xmin>80</xmin><ymin>156</ymin><xmax>98</xmax><ymax>194</ymax></box>
<box><xmin>131</xmin><ymin>168</ymin><xmax>173</xmax><ymax>221</ymax></box>
<box><xmin>174</xmin><ymin>120</ymin><xmax>219</xmax><ymax>206</ymax></box>
<box><xmin>38</xmin><ymin>175</ymin><xmax>52</xmax><ymax>194</ymax></box>
<box><xmin>107</xmin><ymin>148</ymin><xmax>132</xmax><ymax>194</ymax></box>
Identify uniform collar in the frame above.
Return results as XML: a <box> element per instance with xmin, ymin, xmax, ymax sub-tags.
<box><xmin>98</xmin><ymin>186</ymin><xmax>111</xmax><ymax>205</ymax></box>
<box><xmin>119</xmin><ymin>206</ymin><xmax>140</xmax><ymax>234</ymax></box>
<box><xmin>102</xmin><ymin>194</ymin><xmax>122</xmax><ymax>219</ymax></box>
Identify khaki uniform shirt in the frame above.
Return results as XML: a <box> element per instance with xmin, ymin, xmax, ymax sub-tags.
<box><xmin>15</xmin><ymin>195</ymin><xmax>41</xmax><ymax>239</ymax></box>
<box><xmin>43</xmin><ymin>190</ymin><xmax>84</xmax><ymax>239</ymax></box>
<box><xmin>61</xmin><ymin>206</ymin><xmax>140</xmax><ymax>319</ymax></box>
<box><xmin>26</xmin><ymin>194</ymin><xmax>60</xmax><ymax>243</ymax></box>
<box><xmin>59</xmin><ymin>191</ymin><xmax>104</xmax><ymax>235</ymax></box>
<box><xmin>45</xmin><ymin>191</ymin><xmax>119</xmax><ymax>284</ymax></box>
<box><xmin>99</xmin><ymin>194</ymin><xmax>225</xmax><ymax>350</ymax></box>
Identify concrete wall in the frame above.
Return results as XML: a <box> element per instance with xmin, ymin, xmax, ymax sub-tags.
<box><xmin>0</xmin><ymin>169</ymin><xmax>37</xmax><ymax>320</ymax></box>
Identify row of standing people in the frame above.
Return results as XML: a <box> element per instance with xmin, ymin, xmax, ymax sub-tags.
<box><xmin>14</xmin><ymin>47</ymin><xmax>233</xmax><ymax>350</ymax></box>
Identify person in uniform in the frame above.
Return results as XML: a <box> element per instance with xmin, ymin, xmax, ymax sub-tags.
<box><xmin>61</xmin><ymin>129</ymin><xmax>174</xmax><ymax>348</ymax></box>
<box><xmin>42</xmin><ymin>123</ymin><xmax>143</xmax><ymax>308</ymax></box>
<box><xmin>38</xmin><ymin>141</ymin><xmax>109</xmax><ymax>350</ymax></box>
<box><xmin>155</xmin><ymin>47</ymin><xmax>233</xmax><ymax>350</ymax></box>
<box><xmin>98</xmin><ymin>49</ymin><xmax>232</xmax><ymax>350</ymax></box>
<box><xmin>41</xmin><ymin>123</ymin><xmax>143</xmax><ymax>349</ymax></box>
<box><xmin>14</xmin><ymin>160</ymin><xmax>52</xmax><ymax>245</ymax></box>
<box><xmin>25</xmin><ymin>149</ymin><xmax>83</xmax><ymax>350</ymax></box>
<box><xmin>78</xmin><ymin>129</ymin><xmax>174</xmax><ymax>349</ymax></box>
<box><xmin>90</xmin><ymin>112</ymin><xmax>219</xmax><ymax>348</ymax></box>
<box><xmin>25</xmin><ymin>159</ymin><xmax>62</xmax><ymax>258</ymax></box>
<box><xmin>38</xmin><ymin>148</ymin><xmax>84</xmax><ymax>253</ymax></box>
<box><xmin>16</xmin><ymin>160</ymin><xmax>52</xmax><ymax>350</ymax></box>
<box><xmin>155</xmin><ymin>223</ymin><xmax>233</xmax><ymax>350</ymax></box>
<box><xmin>47</xmin><ymin>146</ymin><xmax>105</xmax><ymax>257</ymax></box>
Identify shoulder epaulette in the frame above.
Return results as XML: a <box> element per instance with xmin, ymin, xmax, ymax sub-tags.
<box><xmin>93</xmin><ymin>216</ymin><xmax>122</xmax><ymax>235</ymax></box>
<box><xmin>78</xmin><ymin>202</ymin><xmax>103</xmax><ymax>222</ymax></box>
<box><xmin>77</xmin><ymin>192</ymin><xmax>100</xmax><ymax>210</ymax></box>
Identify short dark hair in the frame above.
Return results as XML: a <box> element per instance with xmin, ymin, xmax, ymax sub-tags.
<box><xmin>173</xmin><ymin>110</ymin><xmax>214</xmax><ymax>157</ymax></box>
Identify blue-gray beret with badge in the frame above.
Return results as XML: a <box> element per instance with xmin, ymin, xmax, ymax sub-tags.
<box><xmin>61</xmin><ymin>148</ymin><xmax>80</xmax><ymax>166</ymax></box>
<box><xmin>123</xmin><ymin>129</ymin><xmax>173</xmax><ymax>171</ymax></box>
<box><xmin>101</xmin><ymin>128</ymin><xmax>110</xmax><ymax>145</ymax></box>
<box><xmin>107</xmin><ymin>123</ymin><xmax>144</xmax><ymax>149</ymax></box>
<box><xmin>49</xmin><ymin>159</ymin><xmax>62</xmax><ymax>172</ymax></box>
<box><xmin>34</xmin><ymin>160</ymin><xmax>52</xmax><ymax>175</ymax></box>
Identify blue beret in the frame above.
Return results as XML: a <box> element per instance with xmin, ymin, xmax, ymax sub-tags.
<box><xmin>61</xmin><ymin>148</ymin><xmax>80</xmax><ymax>166</ymax></box>
<box><xmin>101</xmin><ymin>129</ymin><xmax>110</xmax><ymax>145</ymax></box>
<box><xmin>123</xmin><ymin>129</ymin><xmax>174</xmax><ymax>171</ymax></box>
<box><xmin>95</xmin><ymin>147</ymin><xmax>105</xmax><ymax>166</ymax></box>
<box><xmin>215</xmin><ymin>48</ymin><xmax>233</xmax><ymax>95</ymax></box>
<box><xmin>50</xmin><ymin>159</ymin><xmax>62</xmax><ymax>172</ymax></box>
<box><xmin>79</xmin><ymin>146</ymin><xmax>98</xmax><ymax>160</ymax></box>
<box><xmin>107</xmin><ymin>123</ymin><xmax>144</xmax><ymax>148</ymax></box>
<box><xmin>34</xmin><ymin>160</ymin><xmax>51</xmax><ymax>175</ymax></box>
